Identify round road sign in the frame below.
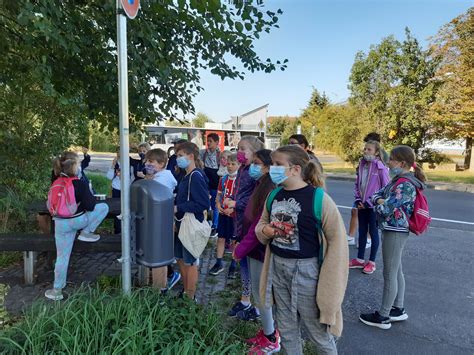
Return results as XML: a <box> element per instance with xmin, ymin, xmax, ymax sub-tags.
<box><xmin>121</xmin><ymin>0</ymin><xmax>140</xmax><ymax>19</ymax></box>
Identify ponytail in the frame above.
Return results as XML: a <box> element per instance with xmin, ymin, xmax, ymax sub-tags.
<box><xmin>413</xmin><ymin>162</ymin><xmax>426</xmax><ymax>183</ymax></box>
<box><xmin>52</xmin><ymin>151</ymin><xmax>79</xmax><ymax>178</ymax></box>
<box><xmin>52</xmin><ymin>156</ymin><xmax>62</xmax><ymax>177</ymax></box>
<box><xmin>303</xmin><ymin>160</ymin><xmax>325</xmax><ymax>188</ymax></box>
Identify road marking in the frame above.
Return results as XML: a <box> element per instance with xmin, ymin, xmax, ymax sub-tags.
<box><xmin>336</xmin><ymin>205</ymin><xmax>474</xmax><ymax>226</ymax></box>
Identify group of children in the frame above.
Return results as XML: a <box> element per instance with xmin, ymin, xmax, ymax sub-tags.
<box><xmin>45</xmin><ymin>132</ymin><xmax>428</xmax><ymax>354</ymax></box>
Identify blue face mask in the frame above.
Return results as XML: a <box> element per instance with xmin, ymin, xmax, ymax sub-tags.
<box><xmin>389</xmin><ymin>166</ymin><xmax>404</xmax><ymax>177</ymax></box>
<box><xmin>249</xmin><ymin>164</ymin><xmax>263</xmax><ymax>180</ymax></box>
<box><xmin>139</xmin><ymin>153</ymin><xmax>146</xmax><ymax>160</ymax></box>
<box><xmin>177</xmin><ymin>156</ymin><xmax>190</xmax><ymax>169</ymax></box>
<box><xmin>144</xmin><ymin>164</ymin><xmax>157</xmax><ymax>175</ymax></box>
<box><xmin>269</xmin><ymin>166</ymin><xmax>289</xmax><ymax>185</ymax></box>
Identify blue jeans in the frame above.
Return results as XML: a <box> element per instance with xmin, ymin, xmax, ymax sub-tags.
<box><xmin>357</xmin><ymin>207</ymin><xmax>380</xmax><ymax>262</ymax></box>
<box><xmin>209</xmin><ymin>189</ymin><xmax>219</xmax><ymax>229</ymax></box>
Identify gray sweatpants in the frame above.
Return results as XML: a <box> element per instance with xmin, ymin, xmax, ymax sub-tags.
<box><xmin>272</xmin><ymin>255</ymin><xmax>337</xmax><ymax>355</ymax></box>
<box><xmin>380</xmin><ymin>230</ymin><xmax>410</xmax><ymax>317</ymax></box>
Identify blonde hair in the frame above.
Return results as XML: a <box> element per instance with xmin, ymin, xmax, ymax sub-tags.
<box><xmin>138</xmin><ymin>142</ymin><xmax>151</xmax><ymax>151</ymax></box>
<box><xmin>53</xmin><ymin>151</ymin><xmax>79</xmax><ymax>178</ymax></box>
<box><xmin>239</xmin><ymin>135</ymin><xmax>265</xmax><ymax>153</ymax></box>
<box><xmin>273</xmin><ymin>145</ymin><xmax>325</xmax><ymax>188</ymax></box>
<box><xmin>226</xmin><ymin>153</ymin><xmax>238</xmax><ymax>163</ymax></box>
<box><xmin>365</xmin><ymin>140</ymin><xmax>384</xmax><ymax>165</ymax></box>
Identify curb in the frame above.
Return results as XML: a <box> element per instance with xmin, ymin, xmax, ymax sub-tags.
<box><xmin>326</xmin><ymin>174</ymin><xmax>474</xmax><ymax>194</ymax></box>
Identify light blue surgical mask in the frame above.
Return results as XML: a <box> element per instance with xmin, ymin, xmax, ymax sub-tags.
<box><xmin>269</xmin><ymin>166</ymin><xmax>289</xmax><ymax>185</ymax></box>
<box><xmin>249</xmin><ymin>164</ymin><xmax>263</xmax><ymax>180</ymax></box>
<box><xmin>144</xmin><ymin>163</ymin><xmax>157</xmax><ymax>175</ymax></box>
<box><xmin>389</xmin><ymin>167</ymin><xmax>404</xmax><ymax>177</ymax></box>
<box><xmin>363</xmin><ymin>154</ymin><xmax>376</xmax><ymax>162</ymax></box>
<box><xmin>177</xmin><ymin>156</ymin><xmax>190</xmax><ymax>169</ymax></box>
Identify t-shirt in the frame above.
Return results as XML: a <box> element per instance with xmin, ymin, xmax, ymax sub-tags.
<box><xmin>152</xmin><ymin>169</ymin><xmax>177</xmax><ymax>193</ymax></box>
<box><xmin>201</xmin><ymin>149</ymin><xmax>220</xmax><ymax>190</ymax></box>
<box><xmin>218</xmin><ymin>175</ymin><xmax>237</xmax><ymax>209</ymax></box>
<box><xmin>269</xmin><ymin>185</ymin><xmax>320</xmax><ymax>259</ymax></box>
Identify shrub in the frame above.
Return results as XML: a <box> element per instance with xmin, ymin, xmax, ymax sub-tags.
<box><xmin>0</xmin><ymin>287</ymin><xmax>246</xmax><ymax>354</ymax></box>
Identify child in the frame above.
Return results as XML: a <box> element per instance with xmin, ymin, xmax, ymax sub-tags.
<box><xmin>135</xmin><ymin>142</ymin><xmax>151</xmax><ymax>180</ymax></box>
<box><xmin>209</xmin><ymin>153</ymin><xmax>239</xmax><ymax>276</ymax></box>
<box><xmin>106</xmin><ymin>148</ymin><xmax>135</xmax><ymax>234</ymax></box>
<box><xmin>217</xmin><ymin>150</ymin><xmax>231</xmax><ymax>177</ymax></box>
<box><xmin>347</xmin><ymin>132</ymin><xmax>389</xmax><ymax>246</ymax></box>
<box><xmin>143</xmin><ymin>148</ymin><xmax>178</xmax><ymax>291</ymax></box>
<box><xmin>224</xmin><ymin>136</ymin><xmax>264</xmax><ymax>318</ymax></box>
<box><xmin>360</xmin><ymin>145</ymin><xmax>426</xmax><ymax>329</ymax></box>
<box><xmin>233</xmin><ymin>149</ymin><xmax>281</xmax><ymax>353</ymax></box>
<box><xmin>45</xmin><ymin>152</ymin><xmax>109</xmax><ymax>301</ymax></box>
<box><xmin>174</xmin><ymin>142</ymin><xmax>210</xmax><ymax>299</ymax></box>
<box><xmin>349</xmin><ymin>140</ymin><xmax>390</xmax><ymax>274</ymax></box>
<box><xmin>255</xmin><ymin>145</ymin><xmax>348</xmax><ymax>354</ymax></box>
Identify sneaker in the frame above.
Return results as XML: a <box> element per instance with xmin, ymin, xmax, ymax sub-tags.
<box><xmin>228</xmin><ymin>301</ymin><xmax>251</xmax><ymax>317</ymax></box>
<box><xmin>236</xmin><ymin>305</ymin><xmax>260</xmax><ymax>321</ymax></box>
<box><xmin>227</xmin><ymin>267</ymin><xmax>237</xmax><ymax>279</ymax></box>
<box><xmin>359</xmin><ymin>311</ymin><xmax>391</xmax><ymax>329</ymax></box>
<box><xmin>45</xmin><ymin>288</ymin><xmax>63</xmax><ymax>301</ymax></box>
<box><xmin>78</xmin><ymin>231</ymin><xmax>100</xmax><ymax>242</ymax></box>
<box><xmin>248</xmin><ymin>330</ymin><xmax>281</xmax><ymax>354</ymax></box>
<box><xmin>167</xmin><ymin>271</ymin><xmax>181</xmax><ymax>290</ymax></box>
<box><xmin>362</xmin><ymin>261</ymin><xmax>376</xmax><ymax>274</ymax></box>
<box><xmin>349</xmin><ymin>258</ymin><xmax>365</xmax><ymax>269</ymax></box>
<box><xmin>210</xmin><ymin>228</ymin><xmax>218</xmax><ymax>238</ymax></box>
<box><xmin>246</xmin><ymin>329</ymin><xmax>265</xmax><ymax>345</ymax></box>
<box><xmin>347</xmin><ymin>235</ymin><xmax>356</xmax><ymax>246</ymax></box>
<box><xmin>389</xmin><ymin>307</ymin><xmax>408</xmax><ymax>322</ymax></box>
<box><xmin>209</xmin><ymin>263</ymin><xmax>225</xmax><ymax>276</ymax></box>
<box><xmin>366</xmin><ymin>238</ymin><xmax>372</xmax><ymax>249</ymax></box>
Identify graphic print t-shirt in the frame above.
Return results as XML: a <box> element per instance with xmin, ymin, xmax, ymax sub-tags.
<box><xmin>269</xmin><ymin>185</ymin><xmax>320</xmax><ymax>259</ymax></box>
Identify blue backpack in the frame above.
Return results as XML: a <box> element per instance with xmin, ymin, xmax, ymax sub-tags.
<box><xmin>265</xmin><ymin>186</ymin><xmax>325</xmax><ymax>266</ymax></box>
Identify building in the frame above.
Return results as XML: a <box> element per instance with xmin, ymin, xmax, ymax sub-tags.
<box><xmin>204</xmin><ymin>104</ymin><xmax>269</xmax><ymax>132</ymax></box>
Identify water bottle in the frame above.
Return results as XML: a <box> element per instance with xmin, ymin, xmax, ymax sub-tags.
<box><xmin>89</xmin><ymin>181</ymin><xmax>93</xmax><ymax>194</ymax></box>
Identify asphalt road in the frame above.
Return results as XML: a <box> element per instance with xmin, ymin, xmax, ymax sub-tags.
<box><xmin>326</xmin><ymin>180</ymin><xmax>474</xmax><ymax>354</ymax></box>
<box><xmin>85</xmin><ymin>154</ymin><xmax>474</xmax><ymax>353</ymax></box>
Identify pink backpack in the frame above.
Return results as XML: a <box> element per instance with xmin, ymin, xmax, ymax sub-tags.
<box><xmin>47</xmin><ymin>176</ymin><xmax>79</xmax><ymax>217</ymax></box>
<box><xmin>396</xmin><ymin>177</ymin><xmax>431</xmax><ymax>235</ymax></box>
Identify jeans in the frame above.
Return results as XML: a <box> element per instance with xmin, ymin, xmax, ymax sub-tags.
<box><xmin>53</xmin><ymin>203</ymin><xmax>109</xmax><ymax>289</ymax></box>
<box><xmin>209</xmin><ymin>189</ymin><xmax>219</xmax><ymax>229</ymax></box>
<box><xmin>357</xmin><ymin>208</ymin><xmax>380</xmax><ymax>262</ymax></box>
<box><xmin>112</xmin><ymin>188</ymin><xmax>121</xmax><ymax>234</ymax></box>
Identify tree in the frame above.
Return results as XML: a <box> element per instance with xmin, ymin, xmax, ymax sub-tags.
<box><xmin>192</xmin><ymin>112</ymin><xmax>213</xmax><ymax>128</ymax></box>
<box><xmin>307</xmin><ymin>88</ymin><xmax>329</xmax><ymax>111</ymax></box>
<box><xmin>429</xmin><ymin>8</ymin><xmax>474</xmax><ymax>168</ymax></box>
<box><xmin>349</xmin><ymin>29</ymin><xmax>439</xmax><ymax>154</ymax></box>
<box><xmin>266</xmin><ymin>116</ymin><xmax>298</xmax><ymax>144</ymax></box>
<box><xmin>0</xmin><ymin>1</ymin><xmax>287</xmax><ymax>199</ymax></box>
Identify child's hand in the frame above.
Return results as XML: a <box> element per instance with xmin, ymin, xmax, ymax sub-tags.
<box><xmin>376</xmin><ymin>198</ymin><xmax>385</xmax><ymax>205</ymax></box>
<box><xmin>263</xmin><ymin>224</ymin><xmax>285</xmax><ymax>238</ymax></box>
<box><xmin>271</xmin><ymin>221</ymin><xmax>295</xmax><ymax>236</ymax></box>
<box><xmin>223</xmin><ymin>208</ymin><xmax>234</xmax><ymax>216</ymax></box>
<box><xmin>226</xmin><ymin>199</ymin><xmax>236</xmax><ymax>208</ymax></box>
<box><xmin>137</xmin><ymin>171</ymin><xmax>146</xmax><ymax>178</ymax></box>
<box><xmin>232</xmin><ymin>248</ymin><xmax>240</xmax><ymax>262</ymax></box>
<box><xmin>357</xmin><ymin>202</ymin><xmax>364</xmax><ymax>209</ymax></box>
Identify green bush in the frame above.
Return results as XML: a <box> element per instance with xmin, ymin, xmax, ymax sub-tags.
<box><xmin>87</xmin><ymin>173</ymin><xmax>111</xmax><ymax>196</ymax></box>
<box><xmin>0</xmin><ymin>287</ymin><xmax>246</xmax><ymax>354</ymax></box>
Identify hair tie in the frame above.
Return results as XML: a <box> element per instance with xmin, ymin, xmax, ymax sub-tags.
<box><xmin>412</xmin><ymin>162</ymin><xmax>417</xmax><ymax>169</ymax></box>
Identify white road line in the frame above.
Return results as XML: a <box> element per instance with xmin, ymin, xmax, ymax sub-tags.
<box><xmin>336</xmin><ymin>205</ymin><xmax>474</xmax><ymax>226</ymax></box>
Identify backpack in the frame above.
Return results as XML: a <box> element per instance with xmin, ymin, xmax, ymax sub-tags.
<box><xmin>47</xmin><ymin>175</ymin><xmax>79</xmax><ymax>217</ymax></box>
<box><xmin>265</xmin><ymin>186</ymin><xmax>326</xmax><ymax>266</ymax></box>
<box><xmin>395</xmin><ymin>178</ymin><xmax>431</xmax><ymax>235</ymax></box>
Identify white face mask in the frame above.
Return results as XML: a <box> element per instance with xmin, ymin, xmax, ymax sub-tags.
<box><xmin>76</xmin><ymin>165</ymin><xmax>82</xmax><ymax>177</ymax></box>
<box><xmin>363</xmin><ymin>154</ymin><xmax>376</xmax><ymax>162</ymax></box>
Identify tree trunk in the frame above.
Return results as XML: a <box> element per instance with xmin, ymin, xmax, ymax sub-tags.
<box><xmin>465</xmin><ymin>137</ymin><xmax>472</xmax><ymax>171</ymax></box>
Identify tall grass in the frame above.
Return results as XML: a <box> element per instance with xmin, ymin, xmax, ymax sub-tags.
<box><xmin>0</xmin><ymin>287</ymin><xmax>246</xmax><ymax>354</ymax></box>
<box><xmin>87</xmin><ymin>173</ymin><xmax>111</xmax><ymax>196</ymax></box>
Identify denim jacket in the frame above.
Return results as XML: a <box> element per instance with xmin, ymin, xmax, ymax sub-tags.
<box><xmin>371</xmin><ymin>173</ymin><xmax>425</xmax><ymax>233</ymax></box>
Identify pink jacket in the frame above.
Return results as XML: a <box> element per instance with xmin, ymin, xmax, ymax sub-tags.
<box><xmin>354</xmin><ymin>159</ymin><xmax>390</xmax><ymax>207</ymax></box>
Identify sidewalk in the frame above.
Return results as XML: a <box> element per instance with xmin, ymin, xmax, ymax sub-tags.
<box><xmin>326</xmin><ymin>172</ymin><xmax>474</xmax><ymax>193</ymax></box>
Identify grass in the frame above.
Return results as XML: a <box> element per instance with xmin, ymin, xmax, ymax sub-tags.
<box><xmin>88</xmin><ymin>173</ymin><xmax>111</xmax><ymax>196</ymax></box>
<box><xmin>0</xmin><ymin>287</ymin><xmax>247</xmax><ymax>354</ymax></box>
<box><xmin>0</xmin><ymin>253</ymin><xmax>22</xmax><ymax>269</ymax></box>
<box><xmin>322</xmin><ymin>162</ymin><xmax>474</xmax><ymax>184</ymax></box>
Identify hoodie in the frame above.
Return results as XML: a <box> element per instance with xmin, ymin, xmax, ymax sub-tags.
<box><xmin>371</xmin><ymin>172</ymin><xmax>425</xmax><ymax>233</ymax></box>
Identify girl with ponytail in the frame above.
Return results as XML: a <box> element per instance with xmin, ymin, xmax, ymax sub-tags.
<box><xmin>360</xmin><ymin>145</ymin><xmax>427</xmax><ymax>330</ymax></box>
<box><xmin>255</xmin><ymin>145</ymin><xmax>348</xmax><ymax>353</ymax></box>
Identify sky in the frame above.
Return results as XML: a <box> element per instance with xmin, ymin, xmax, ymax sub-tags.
<box><xmin>191</xmin><ymin>0</ymin><xmax>472</xmax><ymax>122</ymax></box>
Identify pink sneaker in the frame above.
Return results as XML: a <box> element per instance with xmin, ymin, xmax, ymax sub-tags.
<box><xmin>246</xmin><ymin>329</ymin><xmax>264</xmax><ymax>345</ymax></box>
<box><xmin>248</xmin><ymin>330</ymin><xmax>281</xmax><ymax>354</ymax></box>
<box><xmin>363</xmin><ymin>261</ymin><xmax>376</xmax><ymax>274</ymax></box>
<box><xmin>349</xmin><ymin>258</ymin><xmax>365</xmax><ymax>269</ymax></box>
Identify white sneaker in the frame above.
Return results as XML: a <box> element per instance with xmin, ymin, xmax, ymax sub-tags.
<box><xmin>78</xmin><ymin>231</ymin><xmax>101</xmax><ymax>242</ymax></box>
<box><xmin>45</xmin><ymin>288</ymin><xmax>63</xmax><ymax>301</ymax></box>
<box><xmin>347</xmin><ymin>236</ymin><xmax>356</xmax><ymax>246</ymax></box>
<box><xmin>366</xmin><ymin>239</ymin><xmax>372</xmax><ymax>249</ymax></box>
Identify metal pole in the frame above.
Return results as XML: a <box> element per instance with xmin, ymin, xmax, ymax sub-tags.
<box><xmin>117</xmin><ymin>0</ymin><xmax>132</xmax><ymax>294</ymax></box>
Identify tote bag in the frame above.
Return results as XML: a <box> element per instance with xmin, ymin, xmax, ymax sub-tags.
<box><xmin>177</xmin><ymin>171</ymin><xmax>211</xmax><ymax>259</ymax></box>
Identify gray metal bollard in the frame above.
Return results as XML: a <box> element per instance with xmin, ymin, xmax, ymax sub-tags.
<box><xmin>131</xmin><ymin>179</ymin><xmax>175</xmax><ymax>268</ymax></box>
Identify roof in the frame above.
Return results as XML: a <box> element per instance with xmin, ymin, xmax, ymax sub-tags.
<box><xmin>224</xmin><ymin>104</ymin><xmax>269</xmax><ymax>123</ymax></box>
